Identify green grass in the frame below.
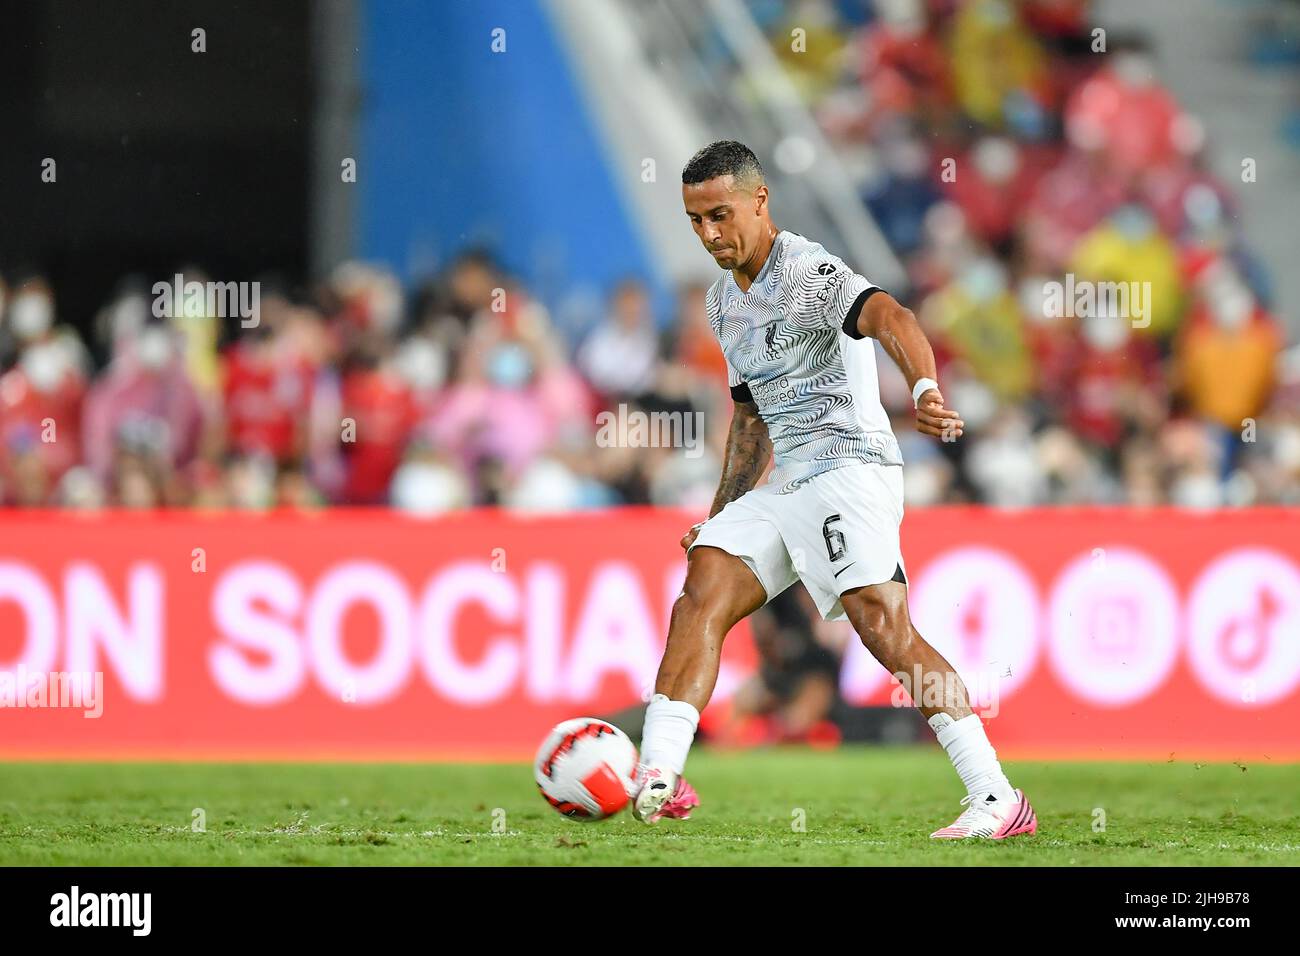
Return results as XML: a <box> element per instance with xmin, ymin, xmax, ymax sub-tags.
<box><xmin>1</xmin><ymin>748</ymin><xmax>1297</xmax><ymax>865</ymax></box>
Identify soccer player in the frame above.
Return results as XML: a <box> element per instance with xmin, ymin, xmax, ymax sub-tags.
<box><xmin>632</xmin><ymin>141</ymin><xmax>1036</xmax><ymax>840</ymax></box>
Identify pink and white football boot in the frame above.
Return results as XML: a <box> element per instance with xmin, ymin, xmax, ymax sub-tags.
<box><xmin>632</xmin><ymin>765</ymin><xmax>700</xmax><ymax>823</ymax></box>
<box><xmin>930</xmin><ymin>788</ymin><xmax>1037</xmax><ymax>840</ymax></box>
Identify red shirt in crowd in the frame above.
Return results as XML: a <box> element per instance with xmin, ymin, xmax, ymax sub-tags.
<box><xmin>338</xmin><ymin>366</ymin><xmax>419</xmax><ymax>504</ymax></box>
<box><xmin>222</xmin><ymin>340</ymin><xmax>316</xmax><ymax>463</ymax></box>
<box><xmin>0</xmin><ymin>363</ymin><xmax>85</xmax><ymax>494</ymax></box>
<box><xmin>1057</xmin><ymin>332</ymin><xmax>1164</xmax><ymax>448</ymax></box>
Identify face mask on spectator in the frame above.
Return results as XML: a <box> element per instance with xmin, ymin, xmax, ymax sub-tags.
<box><xmin>20</xmin><ymin>340</ymin><xmax>67</xmax><ymax>393</ymax></box>
<box><xmin>486</xmin><ymin>343</ymin><xmax>533</xmax><ymax>389</ymax></box>
<box><xmin>1183</xmin><ymin>184</ymin><xmax>1224</xmax><ymax>232</ymax></box>
<box><xmin>137</xmin><ymin>327</ymin><xmax>173</xmax><ymax>370</ymax></box>
<box><xmin>1082</xmin><ymin>312</ymin><xmax>1128</xmax><ymax>351</ymax></box>
<box><xmin>1112</xmin><ymin>205</ymin><xmax>1155</xmax><ymax>242</ymax></box>
<box><xmin>1113</xmin><ymin>52</ymin><xmax>1155</xmax><ymax>88</ymax></box>
<box><xmin>369</xmin><ymin>276</ymin><xmax>404</xmax><ymax>335</ymax></box>
<box><xmin>10</xmin><ymin>293</ymin><xmax>53</xmax><ymax>341</ymax></box>
<box><xmin>1212</xmin><ymin>284</ymin><xmax>1253</xmax><ymax>330</ymax></box>
<box><xmin>396</xmin><ymin>337</ymin><xmax>447</xmax><ymax>391</ymax></box>
<box><xmin>959</xmin><ymin>259</ymin><xmax>1007</xmax><ymax>304</ymax></box>
<box><xmin>1005</xmin><ymin>93</ymin><xmax>1049</xmax><ymax>141</ymax></box>
<box><xmin>976</xmin><ymin>0</ymin><xmax>1013</xmax><ymax>28</ymax></box>
<box><xmin>111</xmin><ymin>293</ymin><xmax>149</xmax><ymax>343</ymax></box>
<box><xmin>879</xmin><ymin>0</ymin><xmax>923</xmax><ymax>35</ymax></box>
<box><xmin>885</xmin><ymin>138</ymin><xmax>927</xmax><ymax>179</ymax></box>
<box><xmin>973</xmin><ymin>138</ymin><xmax>1017</xmax><ymax>184</ymax></box>
<box><xmin>1019</xmin><ymin>276</ymin><xmax>1056</xmax><ymax>325</ymax></box>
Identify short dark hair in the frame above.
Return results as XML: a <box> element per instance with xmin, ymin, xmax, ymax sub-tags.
<box><xmin>681</xmin><ymin>140</ymin><xmax>765</xmax><ymax>188</ymax></box>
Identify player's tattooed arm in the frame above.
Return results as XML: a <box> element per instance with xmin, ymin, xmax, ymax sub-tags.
<box><xmin>681</xmin><ymin>398</ymin><xmax>770</xmax><ymax>551</ymax></box>
<box><xmin>855</xmin><ymin>291</ymin><xmax>965</xmax><ymax>441</ymax></box>
<box><xmin>709</xmin><ymin>398</ymin><xmax>771</xmax><ymax>516</ymax></box>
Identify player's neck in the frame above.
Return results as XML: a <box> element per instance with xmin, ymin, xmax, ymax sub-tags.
<box><xmin>733</xmin><ymin>224</ymin><xmax>779</xmax><ymax>293</ymax></box>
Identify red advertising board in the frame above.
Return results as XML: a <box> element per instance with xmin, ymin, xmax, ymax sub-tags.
<box><xmin>1</xmin><ymin>508</ymin><xmax>1297</xmax><ymax>761</ymax></box>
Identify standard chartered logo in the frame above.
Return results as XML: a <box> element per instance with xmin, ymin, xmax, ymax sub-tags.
<box><xmin>752</xmin><ymin>375</ymin><xmax>795</xmax><ymax>403</ymax></box>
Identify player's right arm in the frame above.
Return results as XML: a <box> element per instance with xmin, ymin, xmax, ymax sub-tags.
<box><xmin>680</xmin><ymin>393</ymin><xmax>771</xmax><ymax>551</ymax></box>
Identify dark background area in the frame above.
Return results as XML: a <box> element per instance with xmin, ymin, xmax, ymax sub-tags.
<box><xmin>0</xmin><ymin>0</ymin><xmax>314</xmax><ymax>355</ymax></box>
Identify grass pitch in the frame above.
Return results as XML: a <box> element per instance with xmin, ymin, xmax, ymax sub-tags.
<box><xmin>1</xmin><ymin>748</ymin><xmax>1297</xmax><ymax>866</ymax></box>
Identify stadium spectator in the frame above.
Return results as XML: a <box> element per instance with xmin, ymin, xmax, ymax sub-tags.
<box><xmin>920</xmin><ymin>256</ymin><xmax>1034</xmax><ymax>403</ymax></box>
<box><xmin>221</xmin><ymin>320</ymin><xmax>315</xmax><ymax>466</ymax></box>
<box><xmin>81</xmin><ymin>321</ymin><xmax>206</xmax><ymax>493</ymax></box>
<box><xmin>1176</xmin><ymin>259</ymin><xmax>1283</xmax><ymax>471</ymax></box>
<box><xmin>576</xmin><ymin>279</ymin><xmax>660</xmax><ymax>401</ymax></box>
<box><xmin>0</xmin><ymin>278</ymin><xmax>90</xmax><ymax>503</ymax></box>
<box><xmin>1069</xmin><ymin>203</ymin><xmax>1185</xmax><ymax>340</ymax></box>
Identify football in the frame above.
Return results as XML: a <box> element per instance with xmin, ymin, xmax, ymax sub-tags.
<box><xmin>534</xmin><ymin>718</ymin><xmax>639</xmax><ymax>821</ymax></box>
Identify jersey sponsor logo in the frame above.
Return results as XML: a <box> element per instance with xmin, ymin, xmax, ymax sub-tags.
<box><xmin>815</xmin><ymin>265</ymin><xmax>846</xmax><ymax>304</ymax></box>
<box><xmin>750</xmin><ymin>374</ymin><xmax>795</xmax><ymax>404</ymax></box>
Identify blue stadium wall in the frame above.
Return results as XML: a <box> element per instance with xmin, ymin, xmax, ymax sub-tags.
<box><xmin>358</xmin><ymin>0</ymin><xmax>668</xmax><ymax>324</ymax></box>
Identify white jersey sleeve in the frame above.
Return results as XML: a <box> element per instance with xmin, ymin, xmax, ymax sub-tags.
<box><xmin>786</xmin><ymin>249</ymin><xmax>880</xmax><ymax>336</ymax></box>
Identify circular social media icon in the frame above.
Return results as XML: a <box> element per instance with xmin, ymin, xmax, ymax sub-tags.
<box><xmin>1047</xmin><ymin>547</ymin><xmax>1179</xmax><ymax>706</ymax></box>
<box><xmin>1187</xmin><ymin>548</ymin><xmax>1300</xmax><ymax>707</ymax></box>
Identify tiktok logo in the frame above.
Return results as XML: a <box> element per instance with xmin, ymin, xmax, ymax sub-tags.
<box><xmin>1187</xmin><ymin>550</ymin><xmax>1300</xmax><ymax>706</ymax></box>
<box><xmin>1218</xmin><ymin>588</ymin><xmax>1277</xmax><ymax>672</ymax></box>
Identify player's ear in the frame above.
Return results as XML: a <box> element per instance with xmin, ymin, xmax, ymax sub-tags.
<box><xmin>753</xmin><ymin>183</ymin><xmax>768</xmax><ymax>215</ymax></box>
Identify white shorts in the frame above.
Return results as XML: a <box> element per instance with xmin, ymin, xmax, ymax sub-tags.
<box><xmin>689</xmin><ymin>462</ymin><xmax>907</xmax><ymax>622</ymax></box>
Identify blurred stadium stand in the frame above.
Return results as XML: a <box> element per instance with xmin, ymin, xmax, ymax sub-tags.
<box><xmin>3</xmin><ymin>0</ymin><xmax>1298</xmax><ymax>515</ymax></box>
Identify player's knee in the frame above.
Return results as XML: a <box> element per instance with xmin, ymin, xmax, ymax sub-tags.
<box><xmin>853</xmin><ymin>606</ymin><xmax>891</xmax><ymax>652</ymax></box>
<box><xmin>671</xmin><ymin>586</ymin><xmax>724</xmax><ymax>634</ymax></box>
<box><xmin>674</xmin><ymin>554</ymin><xmax>739</xmax><ymax>626</ymax></box>
<box><xmin>845</xmin><ymin>589</ymin><xmax>909</xmax><ymax>656</ymax></box>
<box><xmin>670</xmin><ymin>587</ymin><xmax>701</xmax><ymax>629</ymax></box>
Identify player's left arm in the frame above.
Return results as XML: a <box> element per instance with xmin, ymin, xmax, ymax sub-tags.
<box><xmin>853</xmin><ymin>291</ymin><xmax>964</xmax><ymax>440</ymax></box>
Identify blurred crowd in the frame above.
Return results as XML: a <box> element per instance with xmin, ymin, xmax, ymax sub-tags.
<box><xmin>744</xmin><ymin>0</ymin><xmax>1300</xmax><ymax>506</ymax></box>
<box><xmin>0</xmin><ymin>260</ymin><xmax>740</xmax><ymax>512</ymax></box>
<box><xmin>2</xmin><ymin>0</ymin><xmax>1299</xmax><ymax>512</ymax></box>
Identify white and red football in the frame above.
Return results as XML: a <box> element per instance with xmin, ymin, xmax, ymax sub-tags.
<box><xmin>534</xmin><ymin>718</ymin><xmax>638</xmax><ymax>821</ymax></box>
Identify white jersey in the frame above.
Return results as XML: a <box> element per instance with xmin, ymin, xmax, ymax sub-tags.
<box><xmin>706</xmin><ymin>230</ymin><xmax>903</xmax><ymax>493</ymax></box>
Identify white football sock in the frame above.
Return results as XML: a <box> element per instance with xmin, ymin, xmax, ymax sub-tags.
<box><xmin>928</xmin><ymin>712</ymin><xmax>1015</xmax><ymax>802</ymax></box>
<box><xmin>640</xmin><ymin>693</ymin><xmax>700</xmax><ymax>775</ymax></box>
